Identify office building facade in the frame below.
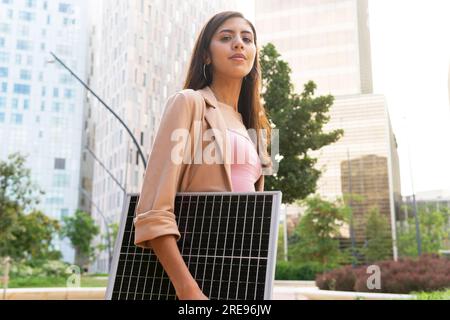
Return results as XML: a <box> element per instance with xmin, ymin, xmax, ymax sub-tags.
<box><xmin>255</xmin><ymin>0</ymin><xmax>373</xmax><ymax>96</ymax></box>
<box><xmin>0</xmin><ymin>0</ymin><xmax>88</xmax><ymax>262</ymax></box>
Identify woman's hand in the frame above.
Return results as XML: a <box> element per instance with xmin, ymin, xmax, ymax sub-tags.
<box><xmin>177</xmin><ymin>283</ymin><xmax>209</xmax><ymax>300</ymax></box>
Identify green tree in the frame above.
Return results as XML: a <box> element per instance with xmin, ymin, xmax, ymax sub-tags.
<box><xmin>61</xmin><ymin>210</ymin><xmax>99</xmax><ymax>269</ymax></box>
<box><xmin>398</xmin><ymin>207</ymin><xmax>447</xmax><ymax>257</ymax></box>
<box><xmin>0</xmin><ymin>153</ymin><xmax>44</xmax><ymax>258</ymax></box>
<box><xmin>9</xmin><ymin>210</ymin><xmax>62</xmax><ymax>262</ymax></box>
<box><xmin>277</xmin><ymin>224</ymin><xmax>285</xmax><ymax>261</ymax></box>
<box><xmin>288</xmin><ymin>196</ymin><xmax>349</xmax><ymax>267</ymax></box>
<box><xmin>96</xmin><ymin>222</ymin><xmax>119</xmax><ymax>272</ymax></box>
<box><xmin>260</xmin><ymin>43</ymin><xmax>343</xmax><ymax>204</ymax></box>
<box><xmin>362</xmin><ymin>207</ymin><xmax>393</xmax><ymax>263</ymax></box>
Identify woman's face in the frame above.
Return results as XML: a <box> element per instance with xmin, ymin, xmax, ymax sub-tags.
<box><xmin>207</xmin><ymin>17</ymin><xmax>256</xmax><ymax>81</ymax></box>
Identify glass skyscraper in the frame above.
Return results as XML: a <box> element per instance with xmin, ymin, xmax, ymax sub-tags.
<box><xmin>255</xmin><ymin>0</ymin><xmax>373</xmax><ymax>96</ymax></box>
<box><xmin>0</xmin><ymin>0</ymin><xmax>88</xmax><ymax>262</ymax></box>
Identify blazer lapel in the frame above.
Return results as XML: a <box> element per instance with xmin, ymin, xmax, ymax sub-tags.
<box><xmin>197</xmin><ymin>86</ymin><xmax>233</xmax><ymax>191</ymax></box>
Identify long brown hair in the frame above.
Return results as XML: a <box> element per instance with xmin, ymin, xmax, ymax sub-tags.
<box><xmin>183</xmin><ymin>11</ymin><xmax>272</xmax><ymax>167</ymax></box>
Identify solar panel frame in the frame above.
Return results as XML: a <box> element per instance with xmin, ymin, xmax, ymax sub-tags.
<box><xmin>105</xmin><ymin>191</ymin><xmax>282</xmax><ymax>300</ymax></box>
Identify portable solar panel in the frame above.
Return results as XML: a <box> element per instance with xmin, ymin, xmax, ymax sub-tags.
<box><xmin>106</xmin><ymin>191</ymin><xmax>282</xmax><ymax>300</ymax></box>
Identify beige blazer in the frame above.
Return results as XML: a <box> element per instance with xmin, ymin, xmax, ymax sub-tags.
<box><xmin>134</xmin><ymin>85</ymin><xmax>270</xmax><ymax>248</ymax></box>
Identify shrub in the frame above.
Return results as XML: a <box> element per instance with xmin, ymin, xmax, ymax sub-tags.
<box><xmin>315</xmin><ymin>265</ymin><xmax>357</xmax><ymax>291</ymax></box>
<box><xmin>10</xmin><ymin>260</ymin><xmax>70</xmax><ymax>278</ymax></box>
<box><xmin>316</xmin><ymin>254</ymin><xmax>450</xmax><ymax>294</ymax></box>
<box><xmin>275</xmin><ymin>261</ymin><xmax>333</xmax><ymax>280</ymax></box>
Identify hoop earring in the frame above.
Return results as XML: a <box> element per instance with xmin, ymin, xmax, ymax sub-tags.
<box><xmin>203</xmin><ymin>64</ymin><xmax>209</xmax><ymax>82</ymax></box>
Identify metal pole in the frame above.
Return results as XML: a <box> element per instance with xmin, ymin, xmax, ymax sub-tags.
<box><xmin>48</xmin><ymin>52</ymin><xmax>147</xmax><ymax>169</ymax></box>
<box><xmin>404</xmin><ymin>117</ymin><xmax>422</xmax><ymax>256</ymax></box>
<box><xmin>283</xmin><ymin>204</ymin><xmax>288</xmax><ymax>261</ymax></box>
<box><xmin>412</xmin><ymin>194</ymin><xmax>422</xmax><ymax>256</ymax></box>
<box><xmin>347</xmin><ymin>149</ymin><xmax>357</xmax><ymax>266</ymax></box>
<box><xmin>79</xmin><ymin>187</ymin><xmax>113</xmax><ymax>272</ymax></box>
<box><xmin>84</xmin><ymin>145</ymin><xmax>126</xmax><ymax>193</ymax></box>
<box><xmin>2</xmin><ymin>256</ymin><xmax>10</xmax><ymax>300</ymax></box>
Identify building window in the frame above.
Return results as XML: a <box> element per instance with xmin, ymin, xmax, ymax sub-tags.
<box><xmin>54</xmin><ymin>158</ymin><xmax>66</xmax><ymax>170</ymax></box>
<box><xmin>19</xmin><ymin>11</ymin><xmax>35</xmax><ymax>22</ymax></box>
<box><xmin>18</xmin><ymin>25</ymin><xmax>29</xmax><ymax>36</ymax></box>
<box><xmin>60</xmin><ymin>208</ymin><xmax>69</xmax><ymax>218</ymax></box>
<box><xmin>11</xmin><ymin>113</ymin><xmax>23</xmax><ymax>125</ymax></box>
<box><xmin>14</xmin><ymin>84</ymin><xmax>30</xmax><ymax>95</ymax></box>
<box><xmin>45</xmin><ymin>196</ymin><xmax>64</xmax><ymax>205</ymax></box>
<box><xmin>53</xmin><ymin>87</ymin><xmax>59</xmax><ymax>97</ymax></box>
<box><xmin>20</xmin><ymin>69</ymin><xmax>31</xmax><ymax>80</ymax></box>
<box><xmin>53</xmin><ymin>173</ymin><xmax>70</xmax><ymax>188</ymax></box>
<box><xmin>23</xmin><ymin>99</ymin><xmax>29</xmax><ymax>110</ymax></box>
<box><xmin>52</xmin><ymin>102</ymin><xmax>61</xmax><ymax>112</ymax></box>
<box><xmin>0</xmin><ymin>82</ymin><xmax>6</xmax><ymax>93</ymax></box>
<box><xmin>59</xmin><ymin>3</ymin><xmax>72</xmax><ymax>13</ymax></box>
<box><xmin>0</xmin><ymin>112</ymin><xmax>5</xmax><ymax>123</ymax></box>
<box><xmin>0</xmin><ymin>52</ymin><xmax>8</xmax><ymax>63</ymax></box>
<box><xmin>11</xmin><ymin>98</ymin><xmax>18</xmax><ymax>109</ymax></box>
<box><xmin>0</xmin><ymin>96</ymin><xmax>5</xmax><ymax>108</ymax></box>
<box><xmin>0</xmin><ymin>37</ymin><xmax>5</xmax><ymax>47</ymax></box>
<box><xmin>0</xmin><ymin>24</ymin><xmax>11</xmax><ymax>34</ymax></box>
<box><xmin>16</xmin><ymin>40</ymin><xmax>32</xmax><ymax>51</ymax></box>
<box><xmin>64</xmin><ymin>88</ymin><xmax>73</xmax><ymax>98</ymax></box>
<box><xmin>0</xmin><ymin>67</ymin><xmax>8</xmax><ymax>77</ymax></box>
<box><xmin>25</xmin><ymin>0</ymin><xmax>36</xmax><ymax>8</ymax></box>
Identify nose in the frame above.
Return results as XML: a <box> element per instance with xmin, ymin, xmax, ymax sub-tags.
<box><xmin>233</xmin><ymin>37</ymin><xmax>244</xmax><ymax>49</ymax></box>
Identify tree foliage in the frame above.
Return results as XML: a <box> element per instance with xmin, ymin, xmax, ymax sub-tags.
<box><xmin>362</xmin><ymin>207</ymin><xmax>393</xmax><ymax>263</ymax></box>
<box><xmin>288</xmin><ymin>196</ymin><xmax>349</xmax><ymax>267</ymax></box>
<box><xmin>260</xmin><ymin>43</ymin><xmax>343</xmax><ymax>203</ymax></box>
<box><xmin>61</xmin><ymin>209</ymin><xmax>99</xmax><ymax>267</ymax></box>
<box><xmin>0</xmin><ymin>153</ymin><xmax>45</xmax><ymax>258</ymax></box>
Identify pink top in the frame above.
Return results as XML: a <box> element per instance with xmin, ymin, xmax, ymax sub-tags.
<box><xmin>227</xmin><ymin>128</ymin><xmax>262</xmax><ymax>192</ymax></box>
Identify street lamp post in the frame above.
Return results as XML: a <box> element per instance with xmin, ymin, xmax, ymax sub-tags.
<box><xmin>79</xmin><ymin>187</ymin><xmax>114</xmax><ymax>273</ymax></box>
<box><xmin>81</xmin><ymin>145</ymin><xmax>127</xmax><ymax>272</ymax></box>
<box><xmin>84</xmin><ymin>145</ymin><xmax>126</xmax><ymax>193</ymax></box>
<box><xmin>48</xmin><ymin>52</ymin><xmax>147</xmax><ymax>169</ymax></box>
<box><xmin>347</xmin><ymin>149</ymin><xmax>357</xmax><ymax>267</ymax></box>
<box><xmin>403</xmin><ymin>116</ymin><xmax>422</xmax><ymax>256</ymax></box>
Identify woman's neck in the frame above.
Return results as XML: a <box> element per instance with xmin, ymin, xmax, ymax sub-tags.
<box><xmin>209</xmin><ymin>79</ymin><xmax>242</xmax><ymax>112</ymax></box>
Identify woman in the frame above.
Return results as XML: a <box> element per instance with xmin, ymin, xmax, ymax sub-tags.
<box><xmin>134</xmin><ymin>11</ymin><xmax>272</xmax><ymax>300</ymax></box>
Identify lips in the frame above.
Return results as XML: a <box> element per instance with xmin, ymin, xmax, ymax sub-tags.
<box><xmin>230</xmin><ymin>53</ymin><xmax>246</xmax><ymax>60</ymax></box>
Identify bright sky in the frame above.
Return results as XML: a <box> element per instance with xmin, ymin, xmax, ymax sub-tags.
<box><xmin>369</xmin><ymin>0</ymin><xmax>450</xmax><ymax>195</ymax></box>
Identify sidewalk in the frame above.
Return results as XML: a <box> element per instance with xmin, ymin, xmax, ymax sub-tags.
<box><xmin>1</xmin><ymin>280</ymin><xmax>415</xmax><ymax>300</ymax></box>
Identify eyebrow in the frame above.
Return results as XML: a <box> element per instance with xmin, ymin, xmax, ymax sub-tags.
<box><xmin>218</xmin><ymin>29</ymin><xmax>253</xmax><ymax>37</ymax></box>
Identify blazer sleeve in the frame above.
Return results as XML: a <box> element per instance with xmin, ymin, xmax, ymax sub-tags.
<box><xmin>133</xmin><ymin>92</ymin><xmax>193</xmax><ymax>249</ymax></box>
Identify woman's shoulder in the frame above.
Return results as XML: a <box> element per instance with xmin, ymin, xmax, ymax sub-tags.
<box><xmin>163</xmin><ymin>89</ymin><xmax>205</xmax><ymax>121</ymax></box>
<box><xmin>169</xmin><ymin>88</ymin><xmax>204</xmax><ymax>104</ymax></box>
